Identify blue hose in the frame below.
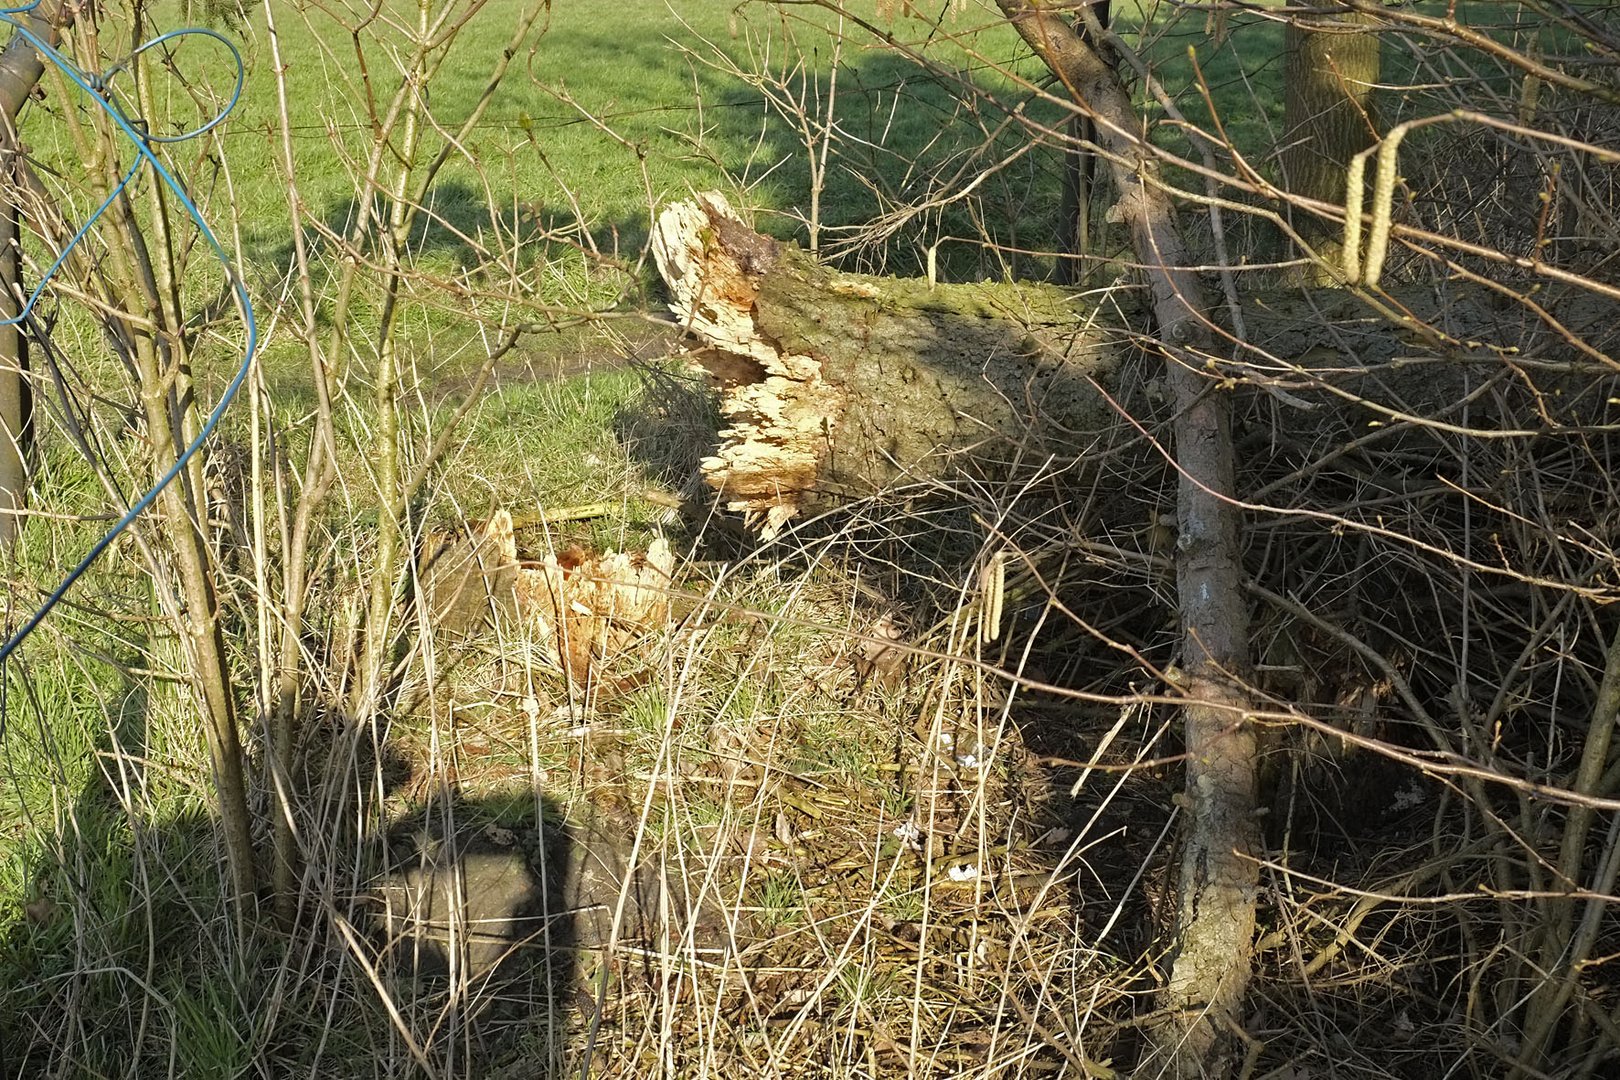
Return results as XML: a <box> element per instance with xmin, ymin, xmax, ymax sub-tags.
<box><xmin>0</xmin><ymin>3</ymin><xmax>255</xmax><ymax>663</ymax></box>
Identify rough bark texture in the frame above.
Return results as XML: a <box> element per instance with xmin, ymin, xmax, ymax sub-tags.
<box><xmin>1283</xmin><ymin>4</ymin><xmax>1381</xmax><ymax>274</ymax></box>
<box><xmin>0</xmin><ymin>2</ymin><xmax>64</xmax><ymax>117</ymax></box>
<box><xmin>993</xmin><ymin>4</ymin><xmax>1258</xmax><ymax>1075</ymax></box>
<box><xmin>653</xmin><ymin>192</ymin><xmax>1127</xmax><ymax>537</ymax></box>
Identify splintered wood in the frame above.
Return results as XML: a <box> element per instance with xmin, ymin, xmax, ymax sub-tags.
<box><xmin>653</xmin><ymin>193</ymin><xmax>842</xmax><ymax>538</ymax></box>
<box><xmin>420</xmin><ymin>509</ymin><xmax>673</xmax><ymax>683</ymax></box>
<box><xmin>652</xmin><ymin>193</ymin><xmax>1620</xmax><ymax>550</ymax></box>
<box><xmin>514</xmin><ymin>536</ymin><xmax>674</xmax><ymax>684</ymax></box>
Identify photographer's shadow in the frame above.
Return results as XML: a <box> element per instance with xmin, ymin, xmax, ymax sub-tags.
<box><xmin>362</xmin><ymin>787</ymin><xmax>677</xmax><ymax>1075</ymax></box>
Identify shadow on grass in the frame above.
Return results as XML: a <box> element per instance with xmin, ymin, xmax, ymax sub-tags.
<box><xmin>685</xmin><ymin>44</ymin><xmax>1072</xmax><ymax>282</ymax></box>
<box><xmin>668</xmin><ymin>3</ymin><xmax>1296</xmax><ymax>282</ymax></box>
<box><xmin>247</xmin><ymin>178</ymin><xmax>641</xmax><ymax>307</ymax></box>
<box><xmin>0</xmin><ymin>672</ymin><xmax>682</xmax><ymax>1077</ymax></box>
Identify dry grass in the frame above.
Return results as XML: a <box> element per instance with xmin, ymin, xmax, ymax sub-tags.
<box><xmin>6</xmin><ymin>289</ymin><xmax>1620</xmax><ymax>1076</ymax></box>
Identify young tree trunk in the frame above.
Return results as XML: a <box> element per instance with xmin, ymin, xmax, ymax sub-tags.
<box><xmin>1282</xmin><ymin>3</ymin><xmax>1381</xmax><ymax>278</ymax></box>
<box><xmin>55</xmin><ymin>17</ymin><xmax>260</xmax><ymax>907</ymax></box>
<box><xmin>1054</xmin><ymin>0</ymin><xmax>1109</xmax><ymax>285</ymax></box>
<box><xmin>992</xmin><ymin>4</ymin><xmax>1258</xmax><ymax>1074</ymax></box>
<box><xmin>0</xmin><ymin>137</ymin><xmax>26</xmax><ymax>551</ymax></box>
<box><xmin>144</xmin><ymin>387</ymin><xmax>258</xmax><ymax>907</ymax></box>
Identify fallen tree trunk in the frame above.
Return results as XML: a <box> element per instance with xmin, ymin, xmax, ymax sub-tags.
<box><xmin>653</xmin><ymin>194</ymin><xmax>1620</xmax><ymax>545</ymax></box>
<box><xmin>650</xmin><ymin>114</ymin><xmax>1620</xmax><ymax>1080</ymax></box>
<box><xmin>652</xmin><ymin>192</ymin><xmax>1135</xmax><ymax>536</ymax></box>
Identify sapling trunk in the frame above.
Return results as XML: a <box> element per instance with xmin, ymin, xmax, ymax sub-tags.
<box><xmin>992</xmin><ymin>4</ymin><xmax>1260</xmax><ymax>1074</ymax></box>
<box><xmin>46</xmin><ymin>12</ymin><xmax>261</xmax><ymax>907</ymax></box>
<box><xmin>0</xmin><ymin>1</ymin><xmax>75</xmax><ymax>550</ymax></box>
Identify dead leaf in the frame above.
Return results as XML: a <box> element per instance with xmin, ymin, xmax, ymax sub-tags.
<box><xmin>854</xmin><ymin>611</ymin><xmax>910</xmax><ymax>688</ymax></box>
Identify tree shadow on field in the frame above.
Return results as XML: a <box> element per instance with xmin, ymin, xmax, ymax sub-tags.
<box><xmin>245</xmin><ymin>178</ymin><xmax>647</xmax><ymax>335</ymax></box>
<box><xmin>687</xmin><ymin>40</ymin><xmax>1073</xmax><ymax>283</ymax></box>
<box><xmin>673</xmin><ymin>5</ymin><xmax>1286</xmax><ymax>285</ymax></box>
<box><xmin>689</xmin><ymin>5</ymin><xmax>1301</xmax><ymax>283</ymax></box>
<box><xmin>251</xmin><ymin>179</ymin><xmax>559</xmax><ymax>284</ymax></box>
<box><xmin>0</xmin><ymin>646</ymin><xmax>252</xmax><ymax>1078</ymax></box>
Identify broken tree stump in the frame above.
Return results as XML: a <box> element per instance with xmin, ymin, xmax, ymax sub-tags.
<box><xmin>418</xmin><ymin>509</ymin><xmax>674</xmax><ymax>684</ymax></box>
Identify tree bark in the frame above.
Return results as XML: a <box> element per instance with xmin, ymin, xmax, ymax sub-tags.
<box><xmin>0</xmin><ymin>2</ymin><xmax>67</xmax><ymax>117</ymax></box>
<box><xmin>992</xmin><ymin>6</ymin><xmax>1259</xmax><ymax>1074</ymax></box>
<box><xmin>1283</xmin><ymin>3</ymin><xmax>1381</xmax><ymax>278</ymax></box>
<box><xmin>1055</xmin><ymin>0</ymin><xmax>1110</xmax><ymax>285</ymax></box>
<box><xmin>0</xmin><ymin>1</ymin><xmax>74</xmax><ymax>550</ymax></box>
<box><xmin>0</xmin><ymin>132</ymin><xmax>27</xmax><ymax>551</ymax></box>
<box><xmin>653</xmin><ymin>192</ymin><xmax>1126</xmax><ymax>537</ymax></box>
<box><xmin>654</xmin><ymin>193</ymin><xmax>1616</xmax><ymax>529</ymax></box>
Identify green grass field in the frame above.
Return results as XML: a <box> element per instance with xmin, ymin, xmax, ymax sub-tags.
<box><xmin>26</xmin><ymin>1</ymin><xmax>1302</xmax><ymax>296</ymax></box>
